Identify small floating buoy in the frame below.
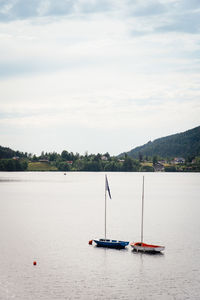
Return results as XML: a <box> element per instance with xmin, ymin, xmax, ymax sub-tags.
<box><xmin>33</xmin><ymin>261</ymin><xmax>37</xmax><ymax>266</ymax></box>
<box><xmin>89</xmin><ymin>240</ymin><xmax>93</xmax><ymax>245</ymax></box>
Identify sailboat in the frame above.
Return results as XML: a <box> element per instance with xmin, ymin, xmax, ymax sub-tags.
<box><xmin>91</xmin><ymin>175</ymin><xmax>129</xmax><ymax>249</ymax></box>
<box><xmin>130</xmin><ymin>176</ymin><xmax>165</xmax><ymax>253</ymax></box>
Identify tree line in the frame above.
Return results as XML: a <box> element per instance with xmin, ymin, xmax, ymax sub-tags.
<box><xmin>0</xmin><ymin>159</ymin><xmax>28</xmax><ymax>171</ymax></box>
<box><xmin>0</xmin><ymin>146</ymin><xmax>200</xmax><ymax>172</ymax></box>
<box><xmin>31</xmin><ymin>151</ymin><xmax>145</xmax><ymax>172</ymax></box>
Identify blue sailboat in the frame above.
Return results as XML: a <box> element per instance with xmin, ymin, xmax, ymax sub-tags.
<box><xmin>91</xmin><ymin>175</ymin><xmax>129</xmax><ymax>249</ymax></box>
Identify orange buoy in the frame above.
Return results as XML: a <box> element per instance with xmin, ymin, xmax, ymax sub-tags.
<box><xmin>33</xmin><ymin>261</ymin><xmax>37</xmax><ymax>266</ymax></box>
<box><xmin>89</xmin><ymin>240</ymin><xmax>93</xmax><ymax>245</ymax></box>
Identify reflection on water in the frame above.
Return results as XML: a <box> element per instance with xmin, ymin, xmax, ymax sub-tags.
<box><xmin>0</xmin><ymin>171</ymin><xmax>199</xmax><ymax>299</ymax></box>
<box><xmin>131</xmin><ymin>249</ymin><xmax>165</xmax><ymax>256</ymax></box>
<box><xmin>0</xmin><ymin>178</ymin><xmax>21</xmax><ymax>182</ymax></box>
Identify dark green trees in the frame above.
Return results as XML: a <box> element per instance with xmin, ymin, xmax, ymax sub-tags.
<box><xmin>0</xmin><ymin>159</ymin><xmax>28</xmax><ymax>171</ymax></box>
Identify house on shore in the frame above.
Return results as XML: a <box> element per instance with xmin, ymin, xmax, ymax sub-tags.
<box><xmin>173</xmin><ymin>157</ymin><xmax>185</xmax><ymax>164</ymax></box>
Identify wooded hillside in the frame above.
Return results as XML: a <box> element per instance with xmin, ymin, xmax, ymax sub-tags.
<box><xmin>120</xmin><ymin>125</ymin><xmax>200</xmax><ymax>159</ymax></box>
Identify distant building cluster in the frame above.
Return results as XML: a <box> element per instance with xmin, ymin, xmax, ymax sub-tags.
<box><xmin>101</xmin><ymin>156</ymin><xmax>108</xmax><ymax>161</ymax></box>
<box><xmin>172</xmin><ymin>157</ymin><xmax>185</xmax><ymax>164</ymax></box>
<box><xmin>12</xmin><ymin>156</ymin><xmax>20</xmax><ymax>160</ymax></box>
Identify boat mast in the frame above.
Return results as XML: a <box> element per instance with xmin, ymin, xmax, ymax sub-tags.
<box><xmin>105</xmin><ymin>175</ymin><xmax>107</xmax><ymax>239</ymax></box>
<box><xmin>141</xmin><ymin>176</ymin><xmax>144</xmax><ymax>244</ymax></box>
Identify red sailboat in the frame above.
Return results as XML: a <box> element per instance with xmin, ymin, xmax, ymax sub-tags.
<box><xmin>130</xmin><ymin>176</ymin><xmax>165</xmax><ymax>253</ymax></box>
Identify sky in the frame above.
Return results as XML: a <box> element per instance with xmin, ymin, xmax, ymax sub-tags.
<box><xmin>0</xmin><ymin>0</ymin><xmax>200</xmax><ymax>156</ymax></box>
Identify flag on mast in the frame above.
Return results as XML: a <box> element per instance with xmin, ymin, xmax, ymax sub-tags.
<box><xmin>105</xmin><ymin>175</ymin><xmax>112</xmax><ymax>199</ymax></box>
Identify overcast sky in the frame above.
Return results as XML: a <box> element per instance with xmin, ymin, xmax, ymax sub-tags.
<box><xmin>0</xmin><ymin>0</ymin><xmax>200</xmax><ymax>155</ymax></box>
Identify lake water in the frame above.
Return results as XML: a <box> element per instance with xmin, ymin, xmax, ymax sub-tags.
<box><xmin>0</xmin><ymin>172</ymin><xmax>199</xmax><ymax>299</ymax></box>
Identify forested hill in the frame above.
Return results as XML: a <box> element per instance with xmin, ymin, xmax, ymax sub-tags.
<box><xmin>120</xmin><ymin>125</ymin><xmax>200</xmax><ymax>159</ymax></box>
<box><xmin>0</xmin><ymin>146</ymin><xmax>27</xmax><ymax>159</ymax></box>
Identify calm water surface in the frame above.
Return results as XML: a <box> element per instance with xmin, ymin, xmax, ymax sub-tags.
<box><xmin>0</xmin><ymin>172</ymin><xmax>199</xmax><ymax>299</ymax></box>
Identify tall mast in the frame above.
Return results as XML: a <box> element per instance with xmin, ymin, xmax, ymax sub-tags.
<box><xmin>105</xmin><ymin>175</ymin><xmax>107</xmax><ymax>239</ymax></box>
<box><xmin>141</xmin><ymin>176</ymin><xmax>144</xmax><ymax>244</ymax></box>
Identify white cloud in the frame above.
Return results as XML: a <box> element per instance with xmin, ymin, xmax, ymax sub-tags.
<box><xmin>0</xmin><ymin>1</ymin><xmax>200</xmax><ymax>154</ymax></box>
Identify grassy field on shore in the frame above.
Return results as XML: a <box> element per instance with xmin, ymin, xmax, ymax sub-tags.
<box><xmin>28</xmin><ymin>162</ymin><xmax>58</xmax><ymax>171</ymax></box>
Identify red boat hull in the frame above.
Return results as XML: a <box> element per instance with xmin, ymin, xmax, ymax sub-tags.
<box><xmin>130</xmin><ymin>242</ymin><xmax>165</xmax><ymax>253</ymax></box>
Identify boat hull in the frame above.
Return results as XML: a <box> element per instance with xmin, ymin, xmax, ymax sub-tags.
<box><xmin>94</xmin><ymin>239</ymin><xmax>129</xmax><ymax>249</ymax></box>
<box><xmin>130</xmin><ymin>242</ymin><xmax>165</xmax><ymax>253</ymax></box>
